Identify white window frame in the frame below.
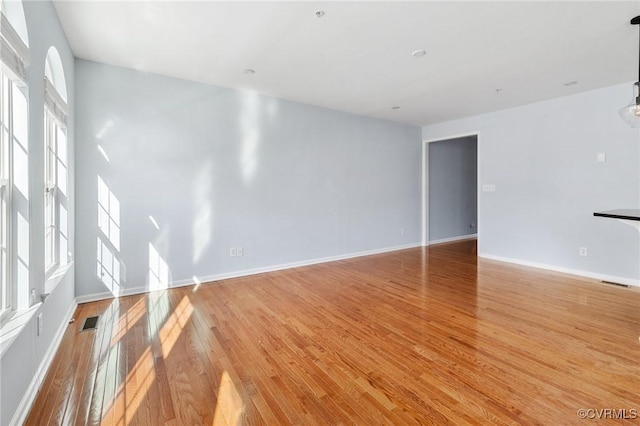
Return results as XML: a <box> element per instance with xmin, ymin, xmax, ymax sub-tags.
<box><xmin>0</xmin><ymin>70</ymin><xmax>13</xmax><ymax>321</ymax></box>
<box><xmin>44</xmin><ymin>109</ymin><xmax>57</xmax><ymax>273</ymax></box>
<box><xmin>1</xmin><ymin>7</ymin><xmax>29</xmax><ymax>321</ymax></box>
<box><xmin>0</xmin><ymin>13</ymin><xmax>29</xmax><ymax>83</ymax></box>
<box><xmin>43</xmin><ymin>99</ymin><xmax>67</xmax><ymax>277</ymax></box>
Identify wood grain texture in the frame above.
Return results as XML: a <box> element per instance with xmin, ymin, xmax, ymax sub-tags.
<box><xmin>25</xmin><ymin>240</ymin><xmax>640</xmax><ymax>425</ymax></box>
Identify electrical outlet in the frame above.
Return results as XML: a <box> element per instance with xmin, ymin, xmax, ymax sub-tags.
<box><xmin>470</xmin><ymin>221</ymin><xmax>476</xmax><ymax>229</ymax></box>
<box><xmin>596</xmin><ymin>153</ymin><xmax>606</xmax><ymax>163</ymax></box>
<box><xmin>579</xmin><ymin>247</ymin><xmax>588</xmax><ymax>257</ymax></box>
<box><xmin>37</xmin><ymin>313</ymin><xmax>43</xmax><ymax>336</ymax></box>
<box><xmin>237</xmin><ymin>247</ymin><xmax>243</xmax><ymax>257</ymax></box>
<box><xmin>482</xmin><ymin>184</ymin><xmax>496</xmax><ymax>192</ymax></box>
<box><xmin>400</xmin><ymin>228</ymin><xmax>405</xmax><ymax>236</ymax></box>
<box><xmin>230</xmin><ymin>248</ymin><xmax>237</xmax><ymax>257</ymax></box>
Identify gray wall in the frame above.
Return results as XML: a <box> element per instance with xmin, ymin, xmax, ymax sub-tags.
<box><xmin>1</xmin><ymin>1</ymin><xmax>76</xmax><ymax>425</ymax></box>
<box><xmin>428</xmin><ymin>136</ymin><xmax>477</xmax><ymax>242</ymax></box>
<box><xmin>75</xmin><ymin>60</ymin><xmax>422</xmax><ymax>299</ymax></box>
<box><xmin>423</xmin><ymin>83</ymin><xmax>640</xmax><ymax>283</ymax></box>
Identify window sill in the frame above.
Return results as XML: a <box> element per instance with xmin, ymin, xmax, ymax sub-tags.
<box><xmin>0</xmin><ymin>262</ymin><xmax>73</xmax><ymax>357</ymax></box>
<box><xmin>0</xmin><ymin>303</ymin><xmax>41</xmax><ymax>357</ymax></box>
<box><xmin>44</xmin><ymin>262</ymin><xmax>73</xmax><ymax>296</ymax></box>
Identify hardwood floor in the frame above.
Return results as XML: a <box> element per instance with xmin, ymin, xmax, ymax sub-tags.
<box><xmin>25</xmin><ymin>240</ymin><xmax>640</xmax><ymax>425</ymax></box>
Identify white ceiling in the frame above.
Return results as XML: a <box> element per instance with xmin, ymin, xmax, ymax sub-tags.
<box><xmin>52</xmin><ymin>1</ymin><xmax>640</xmax><ymax>127</ymax></box>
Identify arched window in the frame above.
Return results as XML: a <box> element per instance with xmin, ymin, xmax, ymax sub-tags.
<box><xmin>1</xmin><ymin>0</ymin><xmax>29</xmax><ymax>318</ymax></box>
<box><xmin>43</xmin><ymin>47</ymin><xmax>68</xmax><ymax>276</ymax></box>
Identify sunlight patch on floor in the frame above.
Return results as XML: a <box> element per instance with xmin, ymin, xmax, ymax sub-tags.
<box><xmin>159</xmin><ymin>295</ymin><xmax>194</xmax><ymax>358</ymax></box>
<box><xmin>212</xmin><ymin>370</ymin><xmax>244</xmax><ymax>426</ymax></box>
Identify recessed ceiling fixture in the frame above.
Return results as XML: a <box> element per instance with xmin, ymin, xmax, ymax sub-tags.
<box><xmin>244</xmin><ymin>68</ymin><xmax>255</xmax><ymax>75</ymax></box>
<box><xmin>564</xmin><ymin>81</ymin><xmax>578</xmax><ymax>86</ymax></box>
<box><xmin>315</xmin><ymin>10</ymin><xmax>325</xmax><ymax>18</ymax></box>
<box><xmin>411</xmin><ymin>49</ymin><xmax>426</xmax><ymax>58</ymax></box>
<box><xmin>391</xmin><ymin>106</ymin><xmax>400</xmax><ymax>110</ymax></box>
<box><xmin>620</xmin><ymin>15</ymin><xmax>640</xmax><ymax>127</ymax></box>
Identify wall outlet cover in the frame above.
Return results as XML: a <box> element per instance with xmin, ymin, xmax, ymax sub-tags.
<box><xmin>37</xmin><ymin>313</ymin><xmax>43</xmax><ymax>336</ymax></box>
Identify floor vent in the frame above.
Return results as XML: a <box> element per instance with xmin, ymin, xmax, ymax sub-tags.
<box><xmin>81</xmin><ymin>316</ymin><xmax>99</xmax><ymax>332</ymax></box>
<box><xmin>601</xmin><ymin>280</ymin><xmax>631</xmax><ymax>288</ymax></box>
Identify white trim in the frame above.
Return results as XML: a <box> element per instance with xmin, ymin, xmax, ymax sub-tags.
<box><xmin>479</xmin><ymin>253</ymin><xmax>640</xmax><ymax>288</ymax></box>
<box><xmin>44</xmin><ymin>77</ymin><xmax>68</xmax><ymax>125</ymax></box>
<box><xmin>428</xmin><ymin>234</ymin><xmax>477</xmax><ymax>246</ymax></box>
<box><xmin>77</xmin><ymin>242</ymin><xmax>423</xmax><ymax>304</ymax></box>
<box><xmin>0</xmin><ymin>69</ymin><xmax>14</xmax><ymax>319</ymax></box>
<box><xmin>421</xmin><ymin>131</ymin><xmax>481</xmax><ymax>248</ymax></box>
<box><xmin>423</xmin><ymin>131</ymin><xmax>483</xmax><ymax>144</ymax></box>
<box><xmin>44</xmin><ymin>263</ymin><xmax>74</xmax><ymax>295</ymax></box>
<box><xmin>9</xmin><ymin>300</ymin><xmax>77</xmax><ymax>426</ymax></box>
<box><xmin>1</xmin><ymin>264</ymin><xmax>74</xmax><ymax>354</ymax></box>
<box><xmin>0</xmin><ymin>13</ymin><xmax>28</xmax><ymax>61</ymax></box>
<box><xmin>0</xmin><ymin>13</ymin><xmax>29</xmax><ymax>84</ymax></box>
<box><xmin>0</xmin><ymin>303</ymin><xmax>39</xmax><ymax>356</ymax></box>
<box><xmin>421</xmin><ymin>140</ymin><xmax>428</xmax><ymax>245</ymax></box>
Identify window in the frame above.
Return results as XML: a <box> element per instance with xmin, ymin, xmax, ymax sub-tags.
<box><xmin>44</xmin><ymin>110</ymin><xmax>67</xmax><ymax>270</ymax></box>
<box><xmin>1</xmin><ymin>67</ymin><xmax>29</xmax><ymax>316</ymax></box>
<box><xmin>0</xmin><ymin>4</ymin><xmax>29</xmax><ymax>319</ymax></box>
<box><xmin>43</xmin><ymin>50</ymin><xmax>68</xmax><ymax>276</ymax></box>
<box><xmin>0</xmin><ymin>70</ymin><xmax>11</xmax><ymax>318</ymax></box>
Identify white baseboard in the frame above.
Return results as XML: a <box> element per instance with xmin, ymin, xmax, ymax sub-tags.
<box><xmin>10</xmin><ymin>300</ymin><xmax>77</xmax><ymax>426</ymax></box>
<box><xmin>428</xmin><ymin>234</ymin><xmax>477</xmax><ymax>245</ymax></box>
<box><xmin>479</xmin><ymin>253</ymin><xmax>640</xmax><ymax>287</ymax></box>
<box><xmin>76</xmin><ymin>242</ymin><xmax>423</xmax><ymax>304</ymax></box>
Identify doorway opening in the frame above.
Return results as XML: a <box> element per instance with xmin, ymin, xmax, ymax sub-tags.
<box><xmin>423</xmin><ymin>134</ymin><xmax>478</xmax><ymax>247</ymax></box>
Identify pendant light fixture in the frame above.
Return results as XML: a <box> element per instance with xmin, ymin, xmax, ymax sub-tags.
<box><xmin>620</xmin><ymin>16</ymin><xmax>640</xmax><ymax>127</ymax></box>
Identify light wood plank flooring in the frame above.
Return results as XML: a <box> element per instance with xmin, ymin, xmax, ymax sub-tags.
<box><xmin>25</xmin><ymin>240</ymin><xmax>640</xmax><ymax>425</ymax></box>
